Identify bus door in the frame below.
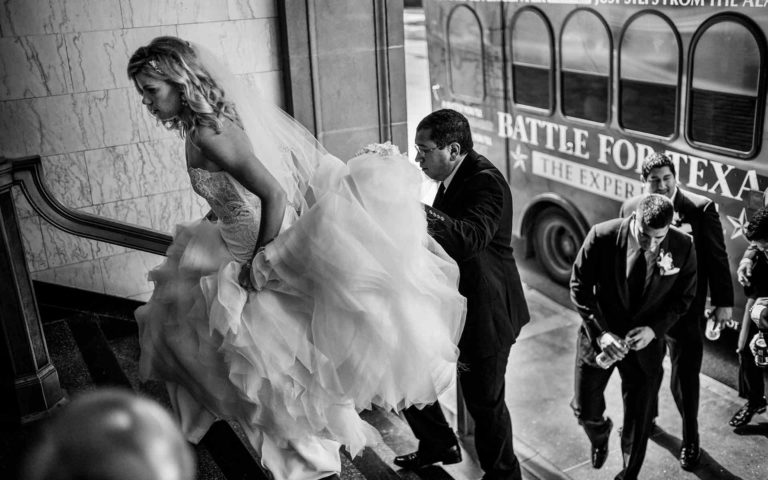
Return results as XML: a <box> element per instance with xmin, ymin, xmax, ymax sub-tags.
<box><xmin>424</xmin><ymin>0</ymin><xmax>508</xmax><ymax>178</ymax></box>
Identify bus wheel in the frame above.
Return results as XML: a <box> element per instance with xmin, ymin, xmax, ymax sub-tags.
<box><xmin>533</xmin><ymin>207</ymin><xmax>583</xmax><ymax>285</ymax></box>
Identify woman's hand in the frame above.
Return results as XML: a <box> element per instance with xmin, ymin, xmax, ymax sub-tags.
<box><xmin>238</xmin><ymin>261</ymin><xmax>255</xmax><ymax>291</ymax></box>
<box><xmin>238</xmin><ymin>246</ymin><xmax>270</xmax><ymax>292</ymax></box>
<box><xmin>204</xmin><ymin>209</ymin><xmax>218</xmax><ymax>222</ymax></box>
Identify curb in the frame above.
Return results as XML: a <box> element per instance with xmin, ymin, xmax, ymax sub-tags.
<box><xmin>517</xmin><ymin>438</ymin><xmax>572</xmax><ymax>480</ymax></box>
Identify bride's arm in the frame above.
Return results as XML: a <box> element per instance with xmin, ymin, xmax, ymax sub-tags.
<box><xmin>192</xmin><ymin>125</ymin><xmax>287</xmax><ymax>248</ymax></box>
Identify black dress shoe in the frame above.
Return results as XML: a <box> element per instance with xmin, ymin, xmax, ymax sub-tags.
<box><xmin>591</xmin><ymin>444</ymin><xmax>608</xmax><ymax>469</ymax></box>
<box><xmin>393</xmin><ymin>445</ymin><xmax>462</xmax><ymax>469</ymax></box>
<box><xmin>591</xmin><ymin>417</ymin><xmax>612</xmax><ymax>469</ymax></box>
<box><xmin>728</xmin><ymin>399</ymin><xmax>767</xmax><ymax>427</ymax></box>
<box><xmin>679</xmin><ymin>442</ymin><xmax>701</xmax><ymax>470</ymax></box>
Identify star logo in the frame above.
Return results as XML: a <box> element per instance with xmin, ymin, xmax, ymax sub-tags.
<box><xmin>727</xmin><ymin>208</ymin><xmax>748</xmax><ymax>240</ymax></box>
<box><xmin>510</xmin><ymin>144</ymin><xmax>528</xmax><ymax>172</ymax></box>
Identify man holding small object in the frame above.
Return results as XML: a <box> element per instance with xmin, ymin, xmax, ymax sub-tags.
<box><xmin>570</xmin><ymin>194</ymin><xmax>697</xmax><ymax>480</ymax></box>
<box><xmin>620</xmin><ymin>152</ymin><xmax>733</xmax><ymax>470</ymax></box>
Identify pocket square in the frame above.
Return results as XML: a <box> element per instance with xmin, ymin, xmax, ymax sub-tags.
<box><xmin>660</xmin><ymin>267</ymin><xmax>680</xmax><ymax>276</ymax></box>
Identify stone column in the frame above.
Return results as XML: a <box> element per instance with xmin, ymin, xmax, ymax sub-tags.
<box><xmin>0</xmin><ymin>158</ymin><xmax>64</xmax><ymax>424</ymax></box>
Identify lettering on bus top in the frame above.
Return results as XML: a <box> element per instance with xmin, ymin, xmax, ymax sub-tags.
<box><xmin>464</xmin><ymin>0</ymin><xmax>768</xmax><ymax>8</ymax></box>
<box><xmin>439</xmin><ymin>100</ymin><xmax>484</xmax><ymax>119</ymax></box>
<box><xmin>497</xmin><ymin>110</ymin><xmax>762</xmax><ymax>203</ymax></box>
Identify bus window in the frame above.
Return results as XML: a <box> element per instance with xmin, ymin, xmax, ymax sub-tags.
<box><xmin>560</xmin><ymin>10</ymin><xmax>611</xmax><ymax>123</ymax></box>
<box><xmin>688</xmin><ymin>16</ymin><xmax>767</xmax><ymax>156</ymax></box>
<box><xmin>510</xmin><ymin>8</ymin><xmax>553</xmax><ymax>111</ymax></box>
<box><xmin>619</xmin><ymin>13</ymin><xmax>679</xmax><ymax>137</ymax></box>
<box><xmin>448</xmin><ymin>6</ymin><xmax>485</xmax><ymax>100</ymax></box>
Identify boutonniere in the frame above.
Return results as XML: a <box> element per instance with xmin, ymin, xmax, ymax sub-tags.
<box><xmin>672</xmin><ymin>211</ymin><xmax>683</xmax><ymax>227</ymax></box>
<box><xmin>656</xmin><ymin>249</ymin><xmax>680</xmax><ymax>276</ymax></box>
<box><xmin>672</xmin><ymin>211</ymin><xmax>693</xmax><ymax>233</ymax></box>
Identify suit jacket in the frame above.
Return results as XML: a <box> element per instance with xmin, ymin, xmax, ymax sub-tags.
<box><xmin>570</xmin><ymin>216</ymin><xmax>697</xmax><ymax>345</ymax></box>
<box><xmin>425</xmin><ymin>150</ymin><xmax>530</xmax><ymax>357</ymax></box>
<box><xmin>620</xmin><ymin>188</ymin><xmax>733</xmax><ymax>318</ymax></box>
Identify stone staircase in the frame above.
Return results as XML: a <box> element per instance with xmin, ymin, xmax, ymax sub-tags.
<box><xmin>3</xmin><ymin>282</ymin><xmax>493</xmax><ymax>480</ymax></box>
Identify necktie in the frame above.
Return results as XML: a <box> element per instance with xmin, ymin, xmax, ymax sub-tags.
<box><xmin>433</xmin><ymin>183</ymin><xmax>446</xmax><ymax>207</ymax></box>
<box><xmin>628</xmin><ymin>250</ymin><xmax>647</xmax><ymax>310</ymax></box>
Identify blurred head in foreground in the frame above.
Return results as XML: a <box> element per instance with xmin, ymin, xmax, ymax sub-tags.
<box><xmin>22</xmin><ymin>388</ymin><xmax>195</xmax><ymax>480</ymax></box>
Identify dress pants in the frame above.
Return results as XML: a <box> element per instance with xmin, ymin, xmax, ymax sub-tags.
<box><xmin>571</xmin><ymin>329</ymin><xmax>664</xmax><ymax>480</ymax></box>
<box><xmin>663</xmin><ymin>312</ymin><xmax>703</xmax><ymax>445</ymax></box>
<box><xmin>738</xmin><ymin>300</ymin><xmax>767</xmax><ymax>404</ymax></box>
<box><xmin>403</xmin><ymin>350</ymin><xmax>521</xmax><ymax>480</ymax></box>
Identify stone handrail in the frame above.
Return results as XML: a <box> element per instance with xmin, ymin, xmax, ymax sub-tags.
<box><xmin>2</xmin><ymin>155</ymin><xmax>172</xmax><ymax>255</ymax></box>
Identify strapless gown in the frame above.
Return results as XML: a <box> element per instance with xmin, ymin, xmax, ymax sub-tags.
<box><xmin>135</xmin><ymin>147</ymin><xmax>466</xmax><ymax>480</ymax></box>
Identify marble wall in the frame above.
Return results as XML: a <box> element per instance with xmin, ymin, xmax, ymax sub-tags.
<box><xmin>1</xmin><ymin>0</ymin><xmax>283</xmax><ymax>301</ymax></box>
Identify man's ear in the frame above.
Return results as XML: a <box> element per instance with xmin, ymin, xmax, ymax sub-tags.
<box><xmin>450</xmin><ymin>142</ymin><xmax>461</xmax><ymax>158</ymax></box>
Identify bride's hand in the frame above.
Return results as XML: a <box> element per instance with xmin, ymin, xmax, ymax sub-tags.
<box><xmin>204</xmin><ymin>209</ymin><xmax>218</xmax><ymax>222</ymax></box>
<box><xmin>238</xmin><ymin>262</ymin><xmax>256</xmax><ymax>291</ymax></box>
<box><xmin>239</xmin><ymin>248</ymin><xmax>270</xmax><ymax>292</ymax></box>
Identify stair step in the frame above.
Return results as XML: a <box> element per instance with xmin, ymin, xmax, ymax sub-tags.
<box><xmin>66</xmin><ymin>314</ymin><xmax>133</xmax><ymax>388</ymax></box>
<box><xmin>345</xmin><ymin>446</ymin><xmax>400</xmax><ymax>480</ymax></box>
<box><xmin>341</xmin><ymin>451</ymin><xmax>367</xmax><ymax>480</ymax></box>
<box><xmin>195</xmin><ymin>444</ymin><xmax>230</xmax><ymax>480</ymax></box>
<box><xmin>42</xmin><ymin>319</ymin><xmax>94</xmax><ymax>395</ymax></box>
<box><xmin>200</xmin><ymin>421</ymin><xmax>267</xmax><ymax>480</ymax></box>
<box><xmin>361</xmin><ymin>409</ymin><xmax>484</xmax><ymax>480</ymax></box>
<box><xmin>34</xmin><ymin>280</ymin><xmax>142</xmax><ymax>324</ymax></box>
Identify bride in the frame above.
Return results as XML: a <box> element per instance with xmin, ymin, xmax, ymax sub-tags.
<box><xmin>129</xmin><ymin>37</ymin><xmax>466</xmax><ymax>480</ymax></box>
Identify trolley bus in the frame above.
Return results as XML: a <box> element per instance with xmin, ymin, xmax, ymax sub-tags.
<box><xmin>423</xmin><ymin>0</ymin><xmax>768</xmax><ymax>324</ymax></box>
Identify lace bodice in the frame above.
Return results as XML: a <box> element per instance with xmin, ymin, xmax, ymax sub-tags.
<box><xmin>189</xmin><ymin>167</ymin><xmax>261</xmax><ymax>262</ymax></box>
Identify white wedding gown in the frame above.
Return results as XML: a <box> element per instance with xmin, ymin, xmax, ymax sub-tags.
<box><xmin>135</xmin><ymin>145</ymin><xmax>466</xmax><ymax>480</ymax></box>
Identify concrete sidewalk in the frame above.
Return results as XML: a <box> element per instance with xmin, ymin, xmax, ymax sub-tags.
<box><xmin>509</xmin><ymin>285</ymin><xmax>768</xmax><ymax>480</ymax></box>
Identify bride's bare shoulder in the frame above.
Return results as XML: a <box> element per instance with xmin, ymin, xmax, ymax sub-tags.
<box><xmin>192</xmin><ymin>119</ymin><xmax>248</xmax><ymax>148</ymax></box>
<box><xmin>189</xmin><ymin>119</ymin><xmax>252</xmax><ymax>167</ymax></box>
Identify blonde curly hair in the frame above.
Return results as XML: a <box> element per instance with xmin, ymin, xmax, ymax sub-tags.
<box><xmin>127</xmin><ymin>36</ymin><xmax>242</xmax><ymax>137</ymax></box>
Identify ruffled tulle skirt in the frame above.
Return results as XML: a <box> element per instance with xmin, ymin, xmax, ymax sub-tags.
<box><xmin>135</xmin><ymin>150</ymin><xmax>466</xmax><ymax>479</ymax></box>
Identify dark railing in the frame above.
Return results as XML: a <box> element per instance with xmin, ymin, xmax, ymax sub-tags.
<box><xmin>9</xmin><ymin>156</ymin><xmax>172</xmax><ymax>255</ymax></box>
<box><xmin>0</xmin><ymin>155</ymin><xmax>171</xmax><ymax>423</ymax></box>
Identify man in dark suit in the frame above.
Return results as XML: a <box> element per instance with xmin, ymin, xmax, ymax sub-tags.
<box><xmin>393</xmin><ymin>109</ymin><xmax>530</xmax><ymax>480</ymax></box>
<box><xmin>571</xmin><ymin>194</ymin><xmax>696</xmax><ymax>480</ymax></box>
<box><xmin>619</xmin><ymin>152</ymin><xmax>733</xmax><ymax>470</ymax></box>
